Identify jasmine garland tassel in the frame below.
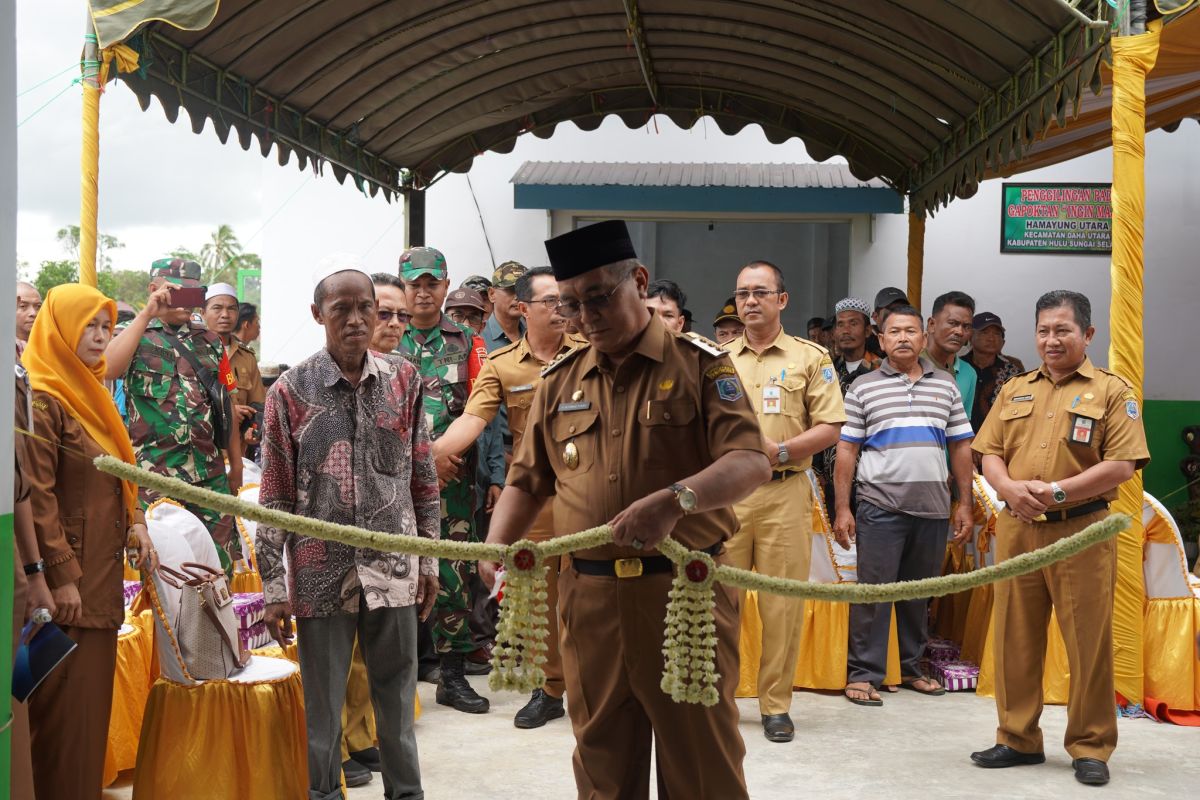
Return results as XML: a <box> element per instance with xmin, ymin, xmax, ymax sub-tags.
<box><xmin>661</xmin><ymin>551</ymin><xmax>720</xmax><ymax>707</ymax></box>
<box><xmin>489</xmin><ymin>540</ymin><xmax>551</xmax><ymax>693</ymax></box>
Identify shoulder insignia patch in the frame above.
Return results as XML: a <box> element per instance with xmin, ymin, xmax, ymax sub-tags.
<box><xmin>822</xmin><ymin>365</ymin><xmax>835</xmax><ymax>384</ymax></box>
<box><xmin>31</xmin><ymin>398</ymin><xmax>48</xmax><ymax>412</ymax></box>
<box><xmin>682</xmin><ymin>331</ymin><xmax>726</xmax><ymax>357</ymax></box>
<box><xmin>715</xmin><ymin>376</ymin><xmax>744</xmax><ymax>402</ymax></box>
<box><xmin>1125</xmin><ymin>398</ymin><xmax>1140</xmax><ymax>420</ymax></box>
<box><xmin>540</xmin><ymin>345</ymin><xmax>587</xmax><ymax>378</ymax></box>
<box><xmin>704</xmin><ymin>364</ymin><xmax>737</xmax><ymax>380</ymax></box>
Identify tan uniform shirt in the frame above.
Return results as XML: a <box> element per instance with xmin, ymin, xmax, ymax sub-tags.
<box><xmin>973</xmin><ymin>356</ymin><xmax>1149</xmax><ymax>505</ymax></box>
<box><xmin>464</xmin><ymin>333</ymin><xmax>586</xmax><ymax>450</ymax></box>
<box><xmin>724</xmin><ymin>328</ymin><xmax>847</xmax><ymax>470</ymax></box>
<box><xmin>229</xmin><ymin>339</ymin><xmax>265</xmax><ymax>406</ymax></box>
<box><xmin>508</xmin><ymin>315</ymin><xmax>764</xmax><ymax>560</ymax></box>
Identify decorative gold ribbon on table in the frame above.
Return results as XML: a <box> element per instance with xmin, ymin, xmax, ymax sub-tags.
<box><xmin>97</xmin><ymin>455</ymin><xmax>1130</xmax><ymax>706</ymax></box>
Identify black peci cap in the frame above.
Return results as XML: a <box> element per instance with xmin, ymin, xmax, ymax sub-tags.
<box><xmin>544</xmin><ymin>220</ymin><xmax>638</xmax><ymax>280</ymax></box>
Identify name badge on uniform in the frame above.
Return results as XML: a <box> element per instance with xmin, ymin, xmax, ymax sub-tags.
<box><xmin>1070</xmin><ymin>415</ymin><xmax>1094</xmax><ymax>445</ymax></box>
<box><xmin>762</xmin><ymin>384</ymin><xmax>781</xmax><ymax>414</ymax></box>
<box><xmin>1011</xmin><ymin>394</ymin><xmax>1034</xmax><ymax>403</ymax></box>
<box><xmin>558</xmin><ymin>401</ymin><xmax>591</xmax><ymax>412</ymax></box>
<box><xmin>509</xmin><ymin>384</ymin><xmax>534</xmax><ymax>393</ymax></box>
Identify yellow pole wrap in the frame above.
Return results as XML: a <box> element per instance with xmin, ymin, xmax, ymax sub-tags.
<box><xmin>1108</xmin><ymin>25</ymin><xmax>1159</xmax><ymax>705</ymax></box>
<box><xmin>79</xmin><ymin>30</ymin><xmax>102</xmax><ymax>288</ymax></box>
<box><xmin>906</xmin><ymin>211</ymin><xmax>924</xmax><ymax>312</ymax></box>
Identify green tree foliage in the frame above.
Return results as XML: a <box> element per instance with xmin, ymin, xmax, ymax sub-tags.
<box><xmin>200</xmin><ymin>224</ymin><xmax>244</xmax><ymax>285</ymax></box>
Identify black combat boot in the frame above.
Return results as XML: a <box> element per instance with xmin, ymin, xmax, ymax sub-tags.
<box><xmin>436</xmin><ymin>652</ymin><xmax>490</xmax><ymax>714</ymax></box>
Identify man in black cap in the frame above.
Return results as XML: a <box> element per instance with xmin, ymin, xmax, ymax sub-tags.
<box><xmin>479</xmin><ymin>220</ymin><xmax>770</xmax><ymax>798</ymax></box>
<box><xmin>712</xmin><ymin>297</ymin><xmax>744</xmax><ymax>345</ymax></box>
<box><xmin>963</xmin><ymin>311</ymin><xmax>1026</xmax><ymax>431</ymax></box>
<box><xmin>869</xmin><ymin>286</ymin><xmax>909</xmax><ymax>357</ymax></box>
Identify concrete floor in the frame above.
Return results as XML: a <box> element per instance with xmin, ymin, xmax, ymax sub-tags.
<box><xmin>106</xmin><ymin>674</ymin><xmax>1199</xmax><ymax>799</ymax></box>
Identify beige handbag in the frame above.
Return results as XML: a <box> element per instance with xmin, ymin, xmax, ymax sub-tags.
<box><xmin>159</xmin><ymin>562</ymin><xmax>250</xmax><ymax>680</ymax></box>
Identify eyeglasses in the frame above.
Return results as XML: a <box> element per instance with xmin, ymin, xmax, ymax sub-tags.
<box><xmin>733</xmin><ymin>289</ymin><xmax>782</xmax><ymax>302</ymax></box>
<box><xmin>378</xmin><ymin>310</ymin><xmax>412</xmax><ymax>324</ymax></box>
<box><xmin>555</xmin><ymin>278</ymin><xmax>628</xmax><ymax>320</ymax></box>
<box><xmin>523</xmin><ymin>296</ymin><xmax>560</xmax><ymax>310</ymax></box>
<box><xmin>448</xmin><ymin>310</ymin><xmax>484</xmax><ymax>325</ymax></box>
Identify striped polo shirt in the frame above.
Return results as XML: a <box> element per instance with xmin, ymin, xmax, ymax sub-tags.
<box><xmin>841</xmin><ymin>357</ymin><xmax>973</xmax><ymax>518</ymax></box>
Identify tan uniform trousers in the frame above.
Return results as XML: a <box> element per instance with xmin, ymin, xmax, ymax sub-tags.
<box><xmin>340</xmin><ymin>637</ymin><xmax>376</xmax><ymax>760</ymax></box>
<box><xmin>993</xmin><ymin>508</ymin><xmax>1117</xmax><ymax>760</ymax></box>
<box><xmin>529</xmin><ymin>503</ymin><xmax>564</xmax><ymax>698</ymax></box>
<box><xmin>728</xmin><ymin>474</ymin><xmax>813</xmax><ymax>714</ymax></box>
<box><xmin>29</xmin><ymin>626</ymin><xmax>118</xmax><ymax>800</ymax></box>
<box><xmin>558</xmin><ymin>564</ymin><xmax>748</xmax><ymax>800</ymax></box>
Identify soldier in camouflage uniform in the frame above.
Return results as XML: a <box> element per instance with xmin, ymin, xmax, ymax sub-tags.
<box><xmin>124</xmin><ymin>259</ymin><xmax>243</xmax><ymax>573</ymax></box>
<box><xmin>397</xmin><ymin>246</ymin><xmax>490</xmax><ymax>714</ymax></box>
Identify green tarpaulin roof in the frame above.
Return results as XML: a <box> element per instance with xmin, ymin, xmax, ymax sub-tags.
<box><xmin>109</xmin><ymin>0</ymin><xmax>1126</xmax><ymax>213</ymax></box>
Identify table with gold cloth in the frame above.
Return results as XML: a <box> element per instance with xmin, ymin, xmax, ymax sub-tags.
<box><xmin>103</xmin><ymin>609</ymin><xmax>155</xmax><ymax>786</ymax></box>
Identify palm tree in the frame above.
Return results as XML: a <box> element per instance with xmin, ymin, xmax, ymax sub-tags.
<box><xmin>200</xmin><ymin>224</ymin><xmax>244</xmax><ymax>285</ymax></box>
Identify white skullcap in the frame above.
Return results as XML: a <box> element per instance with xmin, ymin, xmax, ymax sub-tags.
<box><xmin>205</xmin><ymin>283</ymin><xmax>238</xmax><ymax>302</ymax></box>
<box><xmin>312</xmin><ymin>253</ymin><xmax>373</xmax><ymax>289</ymax></box>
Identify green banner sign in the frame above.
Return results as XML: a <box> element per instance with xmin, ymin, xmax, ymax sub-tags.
<box><xmin>1001</xmin><ymin>183</ymin><xmax>1112</xmax><ymax>254</ymax></box>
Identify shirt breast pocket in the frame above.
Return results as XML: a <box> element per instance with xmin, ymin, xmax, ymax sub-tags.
<box><xmin>639</xmin><ymin>399</ymin><xmax>698</xmax><ymax>469</ymax></box>
<box><xmin>1064</xmin><ymin>404</ymin><xmax>1105</xmax><ymax>451</ymax></box>
<box><xmin>551</xmin><ymin>409</ymin><xmax>600</xmax><ymax>475</ymax></box>
<box><xmin>506</xmin><ymin>389</ymin><xmax>535</xmax><ymax>440</ymax></box>
<box><xmin>779</xmin><ymin>378</ymin><xmax>809</xmax><ymax>421</ymax></box>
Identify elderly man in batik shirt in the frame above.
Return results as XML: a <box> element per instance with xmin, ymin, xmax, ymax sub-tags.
<box><xmin>257</xmin><ymin>257</ymin><xmax>440</xmax><ymax>800</ymax></box>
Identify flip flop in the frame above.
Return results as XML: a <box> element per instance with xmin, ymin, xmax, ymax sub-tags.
<box><xmin>844</xmin><ymin>684</ymin><xmax>883</xmax><ymax>706</ymax></box>
<box><xmin>900</xmin><ymin>676</ymin><xmax>947</xmax><ymax>696</ymax></box>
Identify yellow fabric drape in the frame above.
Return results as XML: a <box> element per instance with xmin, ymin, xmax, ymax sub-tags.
<box><xmin>906</xmin><ymin>211</ymin><xmax>924</xmax><ymax>312</ymax></box>
<box><xmin>104</xmin><ymin>610</ymin><xmax>155</xmax><ymax>786</ymax></box>
<box><xmin>1143</xmin><ymin>598</ymin><xmax>1200</xmax><ymax>710</ymax></box>
<box><xmin>132</xmin><ymin>672</ymin><xmax>308</xmax><ymax>799</ymax></box>
<box><xmin>1108</xmin><ymin>24</ymin><xmax>1161</xmax><ymax>705</ymax></box>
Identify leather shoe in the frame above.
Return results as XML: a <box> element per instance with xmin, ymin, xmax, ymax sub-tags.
<box><xmin>341</xmin><ymin>758</ymin><xmax>372</xmax><ymax>787</ymax></box>
<box><xmin>465</xmin><ymin>644</ymin><xmax>494</xmax><ymax>676</ymax></box>
<box><xmin>514</xmin><ymin>688</ymin><xmax>565</xmax><ymax>729</ymax></box>
<box><xmin>348</xmin><ymin>746</ymin><xmax>381</xmax><ymax>772</ymax></box>
<box><xmin>1073</xmin><ymin>758</ymin><xmax>1110</xmax><ymax>786</ymax></box>
<box><xmin>761</xmin><ymin>713</ymin><xmax>794</xmax><ymax>743</ymax></box>
<box><xmin>970</xmin><ymin>744</ymin><xmax>1046</xmax><ymax>768</ymax></box>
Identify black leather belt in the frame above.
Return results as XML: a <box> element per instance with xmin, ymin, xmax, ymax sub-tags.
<box><xmin>770</xmin><ymin>470</ymin><xmax>799</xmax><ymax>482</ymax></box>
<box><xmin>573</xmin><ymin>543</ymin><xmax>722</xmax><ymax>578</ymax></box>
<box><xmin>1033</xmin><ymin>499</ymin><xmax>1109</xmax><ymax>523</ymax></box>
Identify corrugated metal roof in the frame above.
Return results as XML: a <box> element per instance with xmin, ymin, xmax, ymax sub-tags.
<box><xmin>511</xmin><ymin>162</ymin><xmax>888</xmax><ymax>190</ymax></box>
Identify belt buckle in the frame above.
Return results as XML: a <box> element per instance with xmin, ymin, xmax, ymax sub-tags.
<box><xmin>1033</xmin><ymin>513</ymin><xmax>1048</xmax><ymax>523</ymax></box>
<box><xmin>614</xmin><ymin>558</ymin><xmax>643</xmax><ymax>579</ymax></box>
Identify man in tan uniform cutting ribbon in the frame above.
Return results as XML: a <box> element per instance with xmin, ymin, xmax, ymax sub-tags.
<box><xmin>479</xmin><ymin>220</ymin><xmax>771</xmax><ymax>799</ymax></box>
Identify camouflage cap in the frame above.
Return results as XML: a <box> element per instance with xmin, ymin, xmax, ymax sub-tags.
<box><xmin>461</xmin><ymin>274</ymin><xmax>492</xmax><ymax>293</ymax></box>
<box><xmin>399</xmin><ymin>246</ymin><xmax>447</xmax><ymax>281</ymax></box>
<box><xmin>150</xmin><ymin>257</ymin><xmax>202</xmax><ymax>285</ymax></box>
<box><xmin>491</xmin><ymin>260</ymin><xmax>527</xmax><ymax>289</ymax></box>
<box><xmin>444</xmin><ymin>287</ymin><xmax>487</xmax><ymax>313</ymax></box>
<box><xmin>713</xmin><ymin>297</ymin><xmax>740</xmax><ymax>325</ymax></box>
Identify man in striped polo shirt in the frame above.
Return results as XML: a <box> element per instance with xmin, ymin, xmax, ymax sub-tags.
<box><xmin>832</xmin><ymin>304</ymin><xmax>975</xmax><ymax>706</ymax></box>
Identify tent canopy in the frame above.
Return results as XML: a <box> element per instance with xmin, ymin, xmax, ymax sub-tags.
<box><xmin>110</xmin><ymin>1</ymin><xmax>1143</xmax><ymax>212</ymax></box>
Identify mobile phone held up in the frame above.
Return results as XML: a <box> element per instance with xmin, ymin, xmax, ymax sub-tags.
<box><xmin>168</xmin><ymin>286</ymin><xmax>207</xmax><ymax>308</ymax></box>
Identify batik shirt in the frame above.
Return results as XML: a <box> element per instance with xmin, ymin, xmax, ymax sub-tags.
<box><xmin>126</xmin><ymin>319</ymin><xmax>226</xmax><ymax>484</ymax></box>
<box><xmin>256</xmin><ymin>349</ymin><xmax>440</xmax><ymax>617</ymax></box>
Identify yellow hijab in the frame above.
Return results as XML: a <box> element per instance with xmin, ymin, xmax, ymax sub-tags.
<box><xmin>23</xmin><ymin>283</ymin><xmax>138</xmax><ymax>522</ymax></box>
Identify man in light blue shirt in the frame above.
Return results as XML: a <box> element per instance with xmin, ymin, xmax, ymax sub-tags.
<box><xmin>921</xmin><ymin>290</ymin><xmax>977</xmax><ymax>415</ymax></box>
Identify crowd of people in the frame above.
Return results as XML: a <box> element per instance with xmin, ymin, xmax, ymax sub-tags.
<box><xmin>9</xmin><ymin>217</ymin><xmax>1148</xmax><ymax>799</ymax></box>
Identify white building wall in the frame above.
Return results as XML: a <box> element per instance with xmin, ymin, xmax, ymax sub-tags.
<box><xmin>851</xmin><ymin>125</ymin><xmax>1200</xmax><ymax>402</ymax></box>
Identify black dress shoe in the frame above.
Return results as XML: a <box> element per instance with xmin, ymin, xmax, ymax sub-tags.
<box><xmin>761</xmin><ymin>713</ymin><xmax>794</xmax><ymax>743</ymax></box>
<box><xmin>1073</xmin><ymin>758</ymin><xmax>1110</xmax><ymax>785</ymax></box>
<box><xmin>514</xmin><ymin>688</ymin><xmax>566</xmax><ymax>729</ymax></box>
<box><xmin>970</xmin><ymin>744</ymin><xmax>1046</xmax><ymax>768</ymax></box>
<box><xmin>348</xmin><ymin>746</ymin><xmax>381</xmax><ymax>772</ymax></box>
<box><xmin>342</xmin><ymin>758</ymin><xmax>373</xmax><ymax>787</ymax></box>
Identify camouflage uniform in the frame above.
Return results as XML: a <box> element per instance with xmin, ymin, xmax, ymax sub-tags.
<box><xmin>399</xmin><ymin>248</ymin><xmax>479</xmax><ymax>655</ymax></box>
<box><xmin>126</xmin><ymin>259</ymin><xmax>239</xmax><ymax>572</ymax></box>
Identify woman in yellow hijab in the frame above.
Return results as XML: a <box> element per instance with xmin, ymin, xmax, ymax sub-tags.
<box><xmin>22</xmin><ymin>283</ymin><xmax>157</xmax><ymax>800</ymax></box>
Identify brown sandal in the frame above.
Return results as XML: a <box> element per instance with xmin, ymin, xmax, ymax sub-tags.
<box><xmin>844</xmin><ymin>683</ymin><xmax>883</xmax><ymax>706</ymax></box>
<box><xmin>900</xmin><ymin>676</ymin><xmax>946</xmax><ymax>696</ymax></box>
